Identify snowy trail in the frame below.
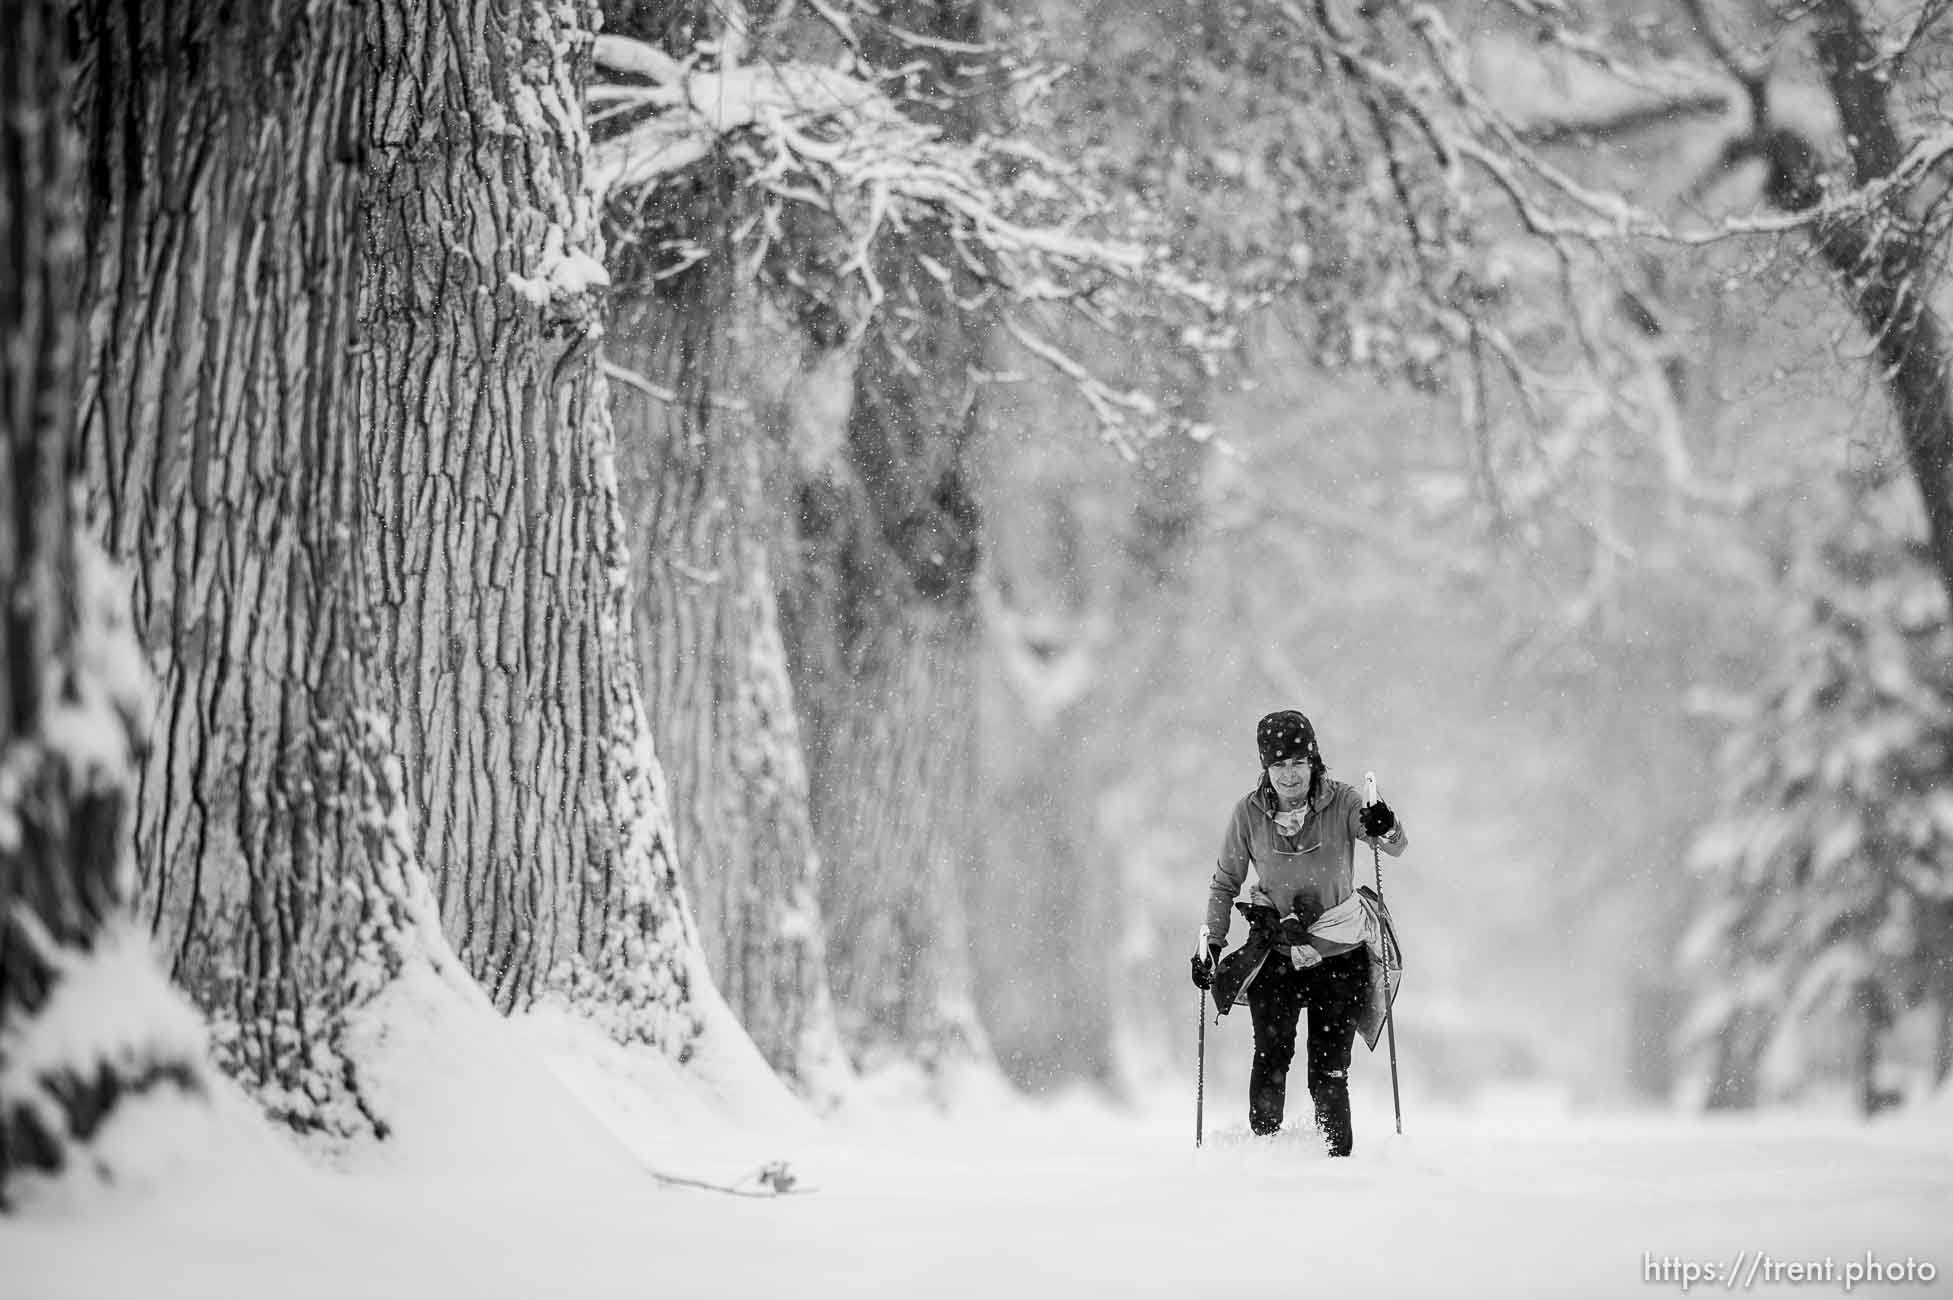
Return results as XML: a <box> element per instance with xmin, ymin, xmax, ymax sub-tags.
<box><xmin>9</xmin><ymin>1092</ymin><xmax>1951</xmax><ymax>1300</ymax></box>
<box><xmin>7</xmin><ymin>985</ymin><xmax>1948</xmax><ymax>1299</ymax></box>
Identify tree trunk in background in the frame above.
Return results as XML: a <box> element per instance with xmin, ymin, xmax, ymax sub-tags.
<box><xmin>777</xmin><ymin>0</ymin><xmax>995</xmax><ymax>1070</ymax></box>
<box><xmin>976</xmin><ymin>604</ymin><xmax>1109</xmax><ymax>1088</ymax></box>
<box><xmin>1700</xmin><ymin>1014</ymin><xmax>1765</xmax><ymax>1110</ymax></box>
<box><xmin>358</xmin><ymin>0</ymin><xmax>696</xmax><ymax>1051</ymax></box>
<box><xmin>73</xmin><ymin>0</ymin><xmax>442</xmax><ymax>1133</ymax></box>
<box><xmin>605</xmin><ymin>144</ymin><xmax>845</xmax><ymax>1087</ymax></box>
<box><xmin>1804</xmin><ymin>1</ymin><xmax>1953</xmax><ymax>617</ymax></box>
<box><xmin>785</xmin><ymin>530</ymin><xmax>987</xmax><ymax>1065</ymax></box>
<box><xmin>0</xmin><ymin>0</ymin><xmax>204</xmax><ymax>1192</ymax></box>
<box><xmin>1094</xmin><ymin>348</ymin><xmax>1209</xmax><ymax>1079</ymax></box>
<box><xmin>973</xmin><ymin>340</ymin><xmax>1209</xmax><ymax>1088</ymax></box>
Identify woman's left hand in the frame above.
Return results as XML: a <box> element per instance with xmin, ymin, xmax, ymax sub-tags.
<box><xmin>1360</xmin><ymin>800</ymin><xmax>1396</xmax><ymax>837</ymax></box>
<box><xmin>1290</xmin><ymin>944</ymin><xmax>1323</xmax><ymax>970</ymax></box>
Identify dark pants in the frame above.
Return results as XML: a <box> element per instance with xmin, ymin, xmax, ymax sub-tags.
<box><xmin>1244</xmin><ymin>946</ymin><xmax>1369</xmax><ymax>1153</ymax></box>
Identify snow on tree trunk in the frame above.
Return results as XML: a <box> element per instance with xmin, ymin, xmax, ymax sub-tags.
<box><xmin>357</xmin><ymin>0</ymin><xmax>697</xmax><ymax>1052</ymax></box>
<box><xmin>69</xmin><ymin>0</ymin><xmax>467</xmax><ymax>1135</ymax></box>
<box><xmin>605</xmin><ymin>166</ymin><xmax>847</xmax><ymax>1090</ymax></box>
<box><xmin>1</xmin><ymin>0</ymin><xmax>207</xmax><ymax>1195</ymax></box>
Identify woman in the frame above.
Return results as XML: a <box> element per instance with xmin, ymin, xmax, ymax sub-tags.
<box><xmin>1190</xmin><ymin>708</ymin><xmax>1407</xmax><ymax>1154</ymax></box>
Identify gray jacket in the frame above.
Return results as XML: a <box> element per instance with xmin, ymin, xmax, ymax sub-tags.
<box><xmin>1204</xmin><ymin>776</ymin><xmax>1408</xmax><ymax>954</ymax></box>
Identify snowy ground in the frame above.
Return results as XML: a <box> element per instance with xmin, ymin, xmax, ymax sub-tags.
<box><xmin>7</xmin><ymin>976</ymin><xmax>1951</xmax><ymax>1300</ymax></box>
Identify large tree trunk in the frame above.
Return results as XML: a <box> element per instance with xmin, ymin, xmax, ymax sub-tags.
<box><xmin>0</xmin><ymin>0</ymin><xmax>205</xmax><ymax>1194</ymax></box>
<box><xmin>605</xmin><ymin>148</ymin><xmax>845</xmax><ymax>1088</ymax></box>
<box><xmin>357</xmin><ymin>0</ymin><xmax>697</xmax><ymax>1049</ymax></box>
<box><xmin>72</xmin><ymin>0</ymin><xmax>444</xmax><ymax>1133</ymax></box>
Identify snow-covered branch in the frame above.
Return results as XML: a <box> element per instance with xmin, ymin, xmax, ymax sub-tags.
<box><xmin>589</xmin><ymin>33</ymin><xmax>1230</xmax><ymax>453</ymax></box>
<box><xmin>1271</xmin><ymin>0</ymin><xmax>1953</xmax><ymax>250</ymax></box>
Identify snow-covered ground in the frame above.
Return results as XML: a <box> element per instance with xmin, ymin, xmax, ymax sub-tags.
<box><xmin>8</xmin><ymin>975</ymin><xmax>1951</xmax><ymax>1300</ymax></box>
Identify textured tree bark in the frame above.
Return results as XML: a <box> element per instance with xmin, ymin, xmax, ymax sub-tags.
<box><xmin>0</xmin><ymin>0</ymin><xmax>204</xmax><ymax>1192</ymax></box>
<box><xmin>73</xmin><ymin>0</ymin><xmax>443</xmax><ymax>1133</ymax></box>
<box><xmin>605</xmin><ymin>155</ymin><xmax>845</xmax><ymax>1087</ymax></box>
<box><xmin>357</xmin><ymin>0</ymin><xmax>696</xmax><ymax>1049</ymax></box>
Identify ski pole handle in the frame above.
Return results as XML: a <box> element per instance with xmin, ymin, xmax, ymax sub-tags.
<box><xmin>1363</xmin><ymin>770</ymin><xmax>1378</xmax><ymax>806</ymax></box>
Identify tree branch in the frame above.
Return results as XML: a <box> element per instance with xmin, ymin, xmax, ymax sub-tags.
<box><xmin>1515</xmin><ymin>92</ymin><xmax>1732</xmax><ymax>147</ymax></box>
<box><xmin>591</xmin><ymin>33</ymin><xmax>1233</xmax><ymax>450</ymax></box>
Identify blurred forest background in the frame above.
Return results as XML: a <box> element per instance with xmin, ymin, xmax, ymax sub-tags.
<box><xmin>5</xmin><ymin>0</ymin><xmax>1953</xmax><ymax>1190</ymax></box>
<box><xmin>829</xmin><ymin>0</ymin><xmax>1953</xmax><ymax>1115</ymax></box>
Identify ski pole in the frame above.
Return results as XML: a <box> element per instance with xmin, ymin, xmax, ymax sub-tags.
<box><xmin>1364</xmin><ymin>772</ymin><xmax>1405</xmax><ymax>1137</ymax></box>
<box><xmin>1194</xmin><ymin>927</ymin><xmax>1209</xmax><ymax>1149</ymax></box>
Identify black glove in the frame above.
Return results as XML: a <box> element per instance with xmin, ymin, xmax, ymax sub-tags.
<box><xmin>1189</xmin><ymin>945</ymin><xmax>1221</xmax><ymax>990</ymax></box>
<box><xmin>1236</xmin><ymin>901</ymin><xmax>1281</xmax><ymax>932</ymax></box>
<box><xmin>1361</xmin><ymin>799</ymin><xmax>1397</xmax><ymax>838</ymax></box>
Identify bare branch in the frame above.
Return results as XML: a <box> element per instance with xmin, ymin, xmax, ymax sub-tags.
<box><xmin>1889</xmin><ymin>0</ymin><xmax>1953</xmax><ymax>72</ymax></box>
<box><xmin>1515</xmin><ymin>92</ymin><xmax>1732</xmax><ymax>146</ymax></box>
<box><xmin>998</xmin><ymin>315</ymin><xmax>1165</xmax><ymax>460</ymax></box>
<box><xmin>1674</xmin><ymin>0</ymin><xmax>1772</xmax><ymax>94</ymax></box>
<box><xmin>798</xmin><ymin>0</ymin><xmax>862</xmax><ymax>56</ymax></box>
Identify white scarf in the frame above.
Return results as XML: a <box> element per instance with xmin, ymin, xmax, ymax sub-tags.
<box><xmin>1272</xmin><ymin>804</ymin><xmax>1312</xmax><ymax>838</ymax></box>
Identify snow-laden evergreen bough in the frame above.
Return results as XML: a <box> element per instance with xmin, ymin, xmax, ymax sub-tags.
<box><xmin>1683</xmin><ymin>491</ymin><xmax>1953</xmax><ymax>1108</ymax></box>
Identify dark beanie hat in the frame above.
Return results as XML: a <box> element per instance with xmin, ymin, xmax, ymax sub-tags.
<box><xmin>1257</xmin><ymin>710</ymin><xmax>1318</xmax><ymax>768</ymax></box>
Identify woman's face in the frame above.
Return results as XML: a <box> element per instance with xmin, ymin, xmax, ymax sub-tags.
<box><xmin>1266</xmin><ymin>757</ymin><xmax>1312</xmax><ymax>802</ymax></box>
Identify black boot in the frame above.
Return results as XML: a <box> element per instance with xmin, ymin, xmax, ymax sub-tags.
<box><xmin>1312</xmin><ymin>1072</ymin><xmax>1353</xmax><ymax>1157</ymax></box>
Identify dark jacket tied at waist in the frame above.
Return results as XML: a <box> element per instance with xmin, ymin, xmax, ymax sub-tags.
<box><xmin>1210</xmin><ymin>888</ymin><xmax>1404</xmax><ymax>1052</ymax></box>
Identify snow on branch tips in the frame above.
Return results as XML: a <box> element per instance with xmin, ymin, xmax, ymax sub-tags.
<box><xmin>586</xmin><ymin>34</ymin><xmax>1233</xmax><ymax>457</ymax></box>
